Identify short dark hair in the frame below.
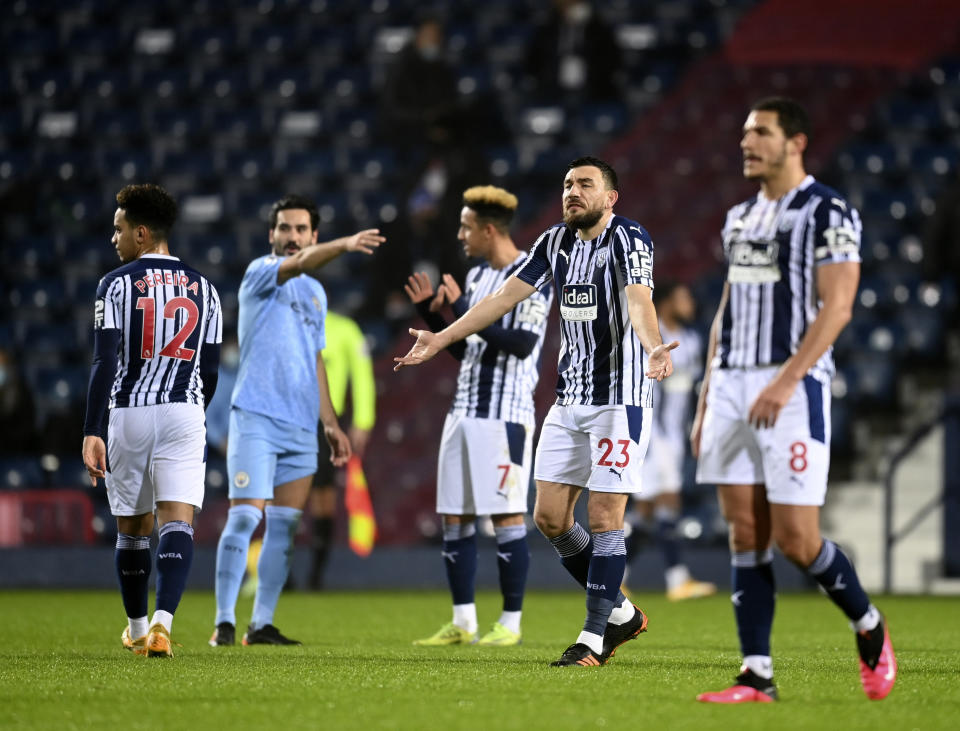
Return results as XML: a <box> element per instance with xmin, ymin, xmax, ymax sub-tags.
<box><xmin>568</xmin><ymin>156</ymin><xmax>618</xmax><ymax>191</ymax></box>
<box><xmin>750</xmin><ymin>96</ymin><xmax>811</xmax><ymax>142</ymax></box>
<box><xmin>462</xmin><ymin>185</ymin><xmax>518</xmax><ymax>233</ymax></box>
<box><xmin>116</xmin><ymin>184</ymin><xmax>177</xmax><ymax>240</ymax></box>
<box><xmin>269</xmin><ymin>194</ymin><xmax>319</xmax><ymax>231</ymax></box>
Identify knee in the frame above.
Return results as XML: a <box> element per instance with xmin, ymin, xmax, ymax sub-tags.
<box><xmin>775</xmin><ymin>532</ymin><xmax>820</xmax><ymax>567</ymax></box>
<box><xmin>533</xmin><ymin>506</ymin><xmax>568</xmax><ymax>539</ymax></box>
<box><xmin>226</xmin><ymin>504</ymin><xmax>263</xmax><ymax>534</ymax></box>
<box><xmin>727</xmin><ymin>519</ymin><xmax>761</xmax><ymax>553</ymax></box>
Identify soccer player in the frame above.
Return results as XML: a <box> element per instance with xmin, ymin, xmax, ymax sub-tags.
<box><xmin>692</xmin><ymin>97</ymin><xmax>897</xmax><ymax>702</ymax></box>
<box><xmin>625</xmin><ymin>282</ymin><xmax>716</xmax><ymax>601</ymax></box>
<box><xmin>308</xmin><ymin>309</ymin><xmax>377</xmax><ymax>590</ymax></box>
<box><xmin>209</xmin><ymin>195</ymin><xmax>384</xmax><ymax>646</ymax></box>
<box><xmin>404</xmin><ymin>185</ymin><xmax>552</xmax><ymax>647</ymax></box>
<box><xmin>82</xmin><ymin>183</ymin><xmax>222</xmax><ymax>658</ymax></box>
<box><xmin>396</xmin><ymin>158</ymin><xmax>678</xmax><ymax>666</ymax></box>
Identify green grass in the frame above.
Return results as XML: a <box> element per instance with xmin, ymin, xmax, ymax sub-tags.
<box><xmin>0</xmin><ymin>590</ymin><xmax>957</xmax><ymax>730</ymax></box>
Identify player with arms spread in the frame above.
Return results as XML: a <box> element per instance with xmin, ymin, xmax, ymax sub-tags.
<box><xmin>404</xmin><ymin>185</ymin><xmax>552</xmax><ymax>647</ymax></box>
<box><xmin>396</xmin><ymin>157</ymin><xmax>677</xmax><ymax>667</ymax></box>
<box><xmin>82</xmin><ymin>183</ymin><xmax>223</xmax><ymax>658</ymax></box>
<box><xmin>210</xmin><ymin>195</ymin><xmax>384</xmax><ymax>647</ymax></box>
<box><xmin>692</xmin><ymin>98</ymin><xmax>897</xmax><ymax>703</ymax></box>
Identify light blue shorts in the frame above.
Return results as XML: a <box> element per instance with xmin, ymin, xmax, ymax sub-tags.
<box><xmin>227</xmin><ymin>407</ymin><xmax>318</xmax><ymax>500</ymax></box>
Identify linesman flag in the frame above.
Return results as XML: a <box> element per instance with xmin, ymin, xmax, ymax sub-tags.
<box><xmin>345</xmin><ymin>455</ymin><xmax>377</xmax><ymax>556</ymax></box>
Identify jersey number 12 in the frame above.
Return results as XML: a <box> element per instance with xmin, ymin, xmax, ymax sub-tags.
<box><xmin>136</xmin><ymin>296</ymin><xmax>199</xmax><ymax>360</ymax></box>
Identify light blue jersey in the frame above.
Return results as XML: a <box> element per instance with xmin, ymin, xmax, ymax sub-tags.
<box><xmin>231</xmin><ymin>255</ymin><xmax>327</xmax><ymax>431</ymax></box>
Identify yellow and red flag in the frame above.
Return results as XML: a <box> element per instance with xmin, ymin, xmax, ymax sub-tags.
<box><xmin>344</xmin><ymin>455</ymin><xmax>377</xmax><ymax>556</ymax></box>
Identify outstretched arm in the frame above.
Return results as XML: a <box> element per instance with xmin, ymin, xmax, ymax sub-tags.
<box><xmin>625</xmin><ymin>283</ymin><xmax>678</xmax><ymax>381</ymax></box>
<box><xmin>394</xmin><ymin>276</ymin><xmax>536</xmax><ymax>370</ymax></box>
<box><xmin>278</xmin><ymin>229</ymin><xmax>385</xmax><ymax>284</ymax></box>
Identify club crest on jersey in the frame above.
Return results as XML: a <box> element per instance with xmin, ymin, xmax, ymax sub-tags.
<box><xmin>727</xmin><ymin>239</ymin><xmax>781</xmax><ymax>284</ymax></box>
<box><xmin>595</xmin><ymin>248</ymin><xmax>608</xmax><ymax>267</ymax></box>
<box><xmin>234</xmin><ymin>471</ymin><xmax>250</xmax><ymax>489</ymax></box>
<box><xmin>312</xmin><ymin>296</ymin><xmax>322</xmax><ymax>311</ymax></box>
<box><xmin>560</xmin><ymin>283</ymin><xmax>597</xmax><ymax>321</ymax></box>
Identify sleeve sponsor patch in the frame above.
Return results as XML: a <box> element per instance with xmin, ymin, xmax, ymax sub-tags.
<box><xmin>94</xmin><ymin>298</ymin><xmax>105</xmax><ymax>329</ymax></box>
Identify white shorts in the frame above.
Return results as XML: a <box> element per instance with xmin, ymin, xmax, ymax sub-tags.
<box><xmin>105</xmin><ymin>403</ymin><xmax>207</xmax><ymax>516</ymax></box>
<box><xmin>534</xmin><ymin>403</ymin><xmax>653</xmax><ymax>494</ymax></box>
<box><xmin>639</xmin><ymin>432</ymin><xmax>684</xmax><ymax>498</ymax></box>
<box><xmin>696</xmin><ymin>367</ymin><xmax>831</xmax><ymax>506</ymax></box>
<box><xmin>436</xmin><ymin>414</ymin><xmax>532</xmax><ymax>516</ymax></box>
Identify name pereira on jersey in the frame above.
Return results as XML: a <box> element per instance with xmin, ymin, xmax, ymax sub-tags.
<box><xmin>132</xmin><ymin>271</ymin><xmax>201</xmax><ymax>295</ymax></box>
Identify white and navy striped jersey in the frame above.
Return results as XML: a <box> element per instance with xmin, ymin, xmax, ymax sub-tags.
<box><xmin>716</xmin><ymin>175</ymin><xmax>861</xmax><ymax>381</ymax></box>
<box><xmin>653</xmin><ymin>322</ymin><xmax>701</xmax><ymax>445</ymax></box>
<box><xmin>515</xmin><ymin>214</ymin><xmax>656</xmax><ymax>407</ymax></box>
<box><xmin>94</xmin><ymin>253</ymin><xmax>222</xmax><ymax>407</ymax></box>
<box><xmin>451</xmin><ymin>252</ymin><xmax>553</xmax><ymax>427</ymax></box>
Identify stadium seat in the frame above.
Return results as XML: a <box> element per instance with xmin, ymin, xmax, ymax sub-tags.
<box><xmin>223</xmin><ymin>148</ymin><xmax>275</xmax><ymax>180</ymax></box>
<box><xmin>837</xmin><ymin>142</ymin><xmax>900</xmax><ymax>174</ymax></box>
<box><xmin>579</xmin><ymin>103</ymin><xmax>629</xmax><ymax>136</ymax></box>
<box><xmin>282</xmin><ymin>149</ymin><xmax>337</xmax><ymax>180</ymax></box>
<box><xmin>185</xmin><ymin>26</ymin><xmax>240</xmax><ymax>60</ymax></box>
<box><xmin>0</xmin><ymin>458</ymin><xmax>45</xmax><ymax>489</ymax></box>
<box><xmin>895</xmin><ymin>305</ymin><xmax>945</xmax><ymax>361</ymax></box>
<box><xmin>884</xmin><ymin>97</ymin><xmax>944</xmax><ymax>131</ymax></box>
<box><xmin>22</xmin><ymin>68</ymin><xmax>75</xmax><ymax>102</ymax></box>
<box><xmin>0</xmin><ymin>149</ymin><xmax>31</xmax><ymax>181</ymax></box>
<box><xmin>98</xmin><ymin>149</ymin><xmax>153</xmax><ymax>181</ymax></box>
<box><xmin>32</xmin><ymin>366</ymin><xmax>89</xmax><ymax>409</ymax></box>
<box><xmin>150</xmin><ymin>106</ymin><xmax>206</xmax><ymax>140</ymax></box>
<box><xmin>139</xmin><ymin>68</ymin><xmax>191</xmax><ymax>102</ymax></box>
<box><xmin>85</xmin><ymin>108</ymin><xmax>144</xmax><ymax>141</ymax></box>
<box><xmin>78</xmin><ymin>69</ymin><xmax>134</xmax><ymax>101</ymax></box>
<box><xmin>909</xmin><ymin>144</ymin><xmax>959</xmax><ymax>175</ymax></box>
<box><xmin>208</xmin><ymin>107</ymin><xmax>268</xmax><ymax>143</ymax></box>
<box><xmin>354</xmin><ymin>191</ymin><xmax>399</xmax><ymax>226</ymax></box>
<box><xmin>197</xmin><ymin>68</ymin><xmax>251</xmax><ymax>101</ymax></box>
<box><xmin>277</xmin><ymin>110</ymin><xmax>323</xmax><ymax>139</ymax></box>
<box><xmin>843</xmin><ymin>356</ymin><xmax>898</xmax><ymax>409</ymax></box>
<box><xmin>346</xmin><ymin>148</ymin><xmax>396</xmax><ymax>183</ymax></box>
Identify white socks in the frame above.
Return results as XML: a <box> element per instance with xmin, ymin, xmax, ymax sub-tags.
<box><xmin>453</xmin><ymin>603</ymin><xmax>478</xmax><ymax>634</ymax></box>
<box><xmin>129</xmin><ymin>616</ymin><xmax>149</xmax><ymax>639</ymax></box>
<box><xmin>577</xmin><ymin>630</ymin><xmax>604</xmax><ymax>656</ymax></box>
<box><xmin>498</xmin><ymin>610</ymin><xmax>522</xmax><ymax>634</ymax></box>
<box><xmin>743</xmin><ymin>655</ymin><xmax>773</xmax><ymax>679</ymax></box>
<box><xmin>607</xmin><ymin>596</ymin><xmax>636</xmax><ymax>625</ymax></box>
<box><xmin>150</xmin><ymin>610</ymin><xmax>174</xmax><ymax>633</ymax></box>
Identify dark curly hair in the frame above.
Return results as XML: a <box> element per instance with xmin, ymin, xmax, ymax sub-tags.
<box><xmin>116</xmin><ymin>184</ymin><xmax>178</xmax><ymax>240</ymax></box>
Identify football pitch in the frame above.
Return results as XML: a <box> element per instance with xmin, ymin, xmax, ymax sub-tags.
<box><xmin>1</xmin><ymin>590</ymin><xmax>957</xmax><ymax>730</ymax></box>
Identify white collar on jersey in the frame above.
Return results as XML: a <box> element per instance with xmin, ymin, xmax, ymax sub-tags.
<box><xmin>139</xmin><ymin>253</ymin><xmax>180</xmax><ymax>260</ymax></box>
<box><xmin>757</xmin><ymin>174</ymin><xmax>815</xmax><ymax>204</ymax></box>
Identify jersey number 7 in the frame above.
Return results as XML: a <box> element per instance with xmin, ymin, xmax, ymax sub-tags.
<box><xmin>136</xmin><ymin>296</ymin><xmax>200</xmax><ymax>360</ymax></box>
